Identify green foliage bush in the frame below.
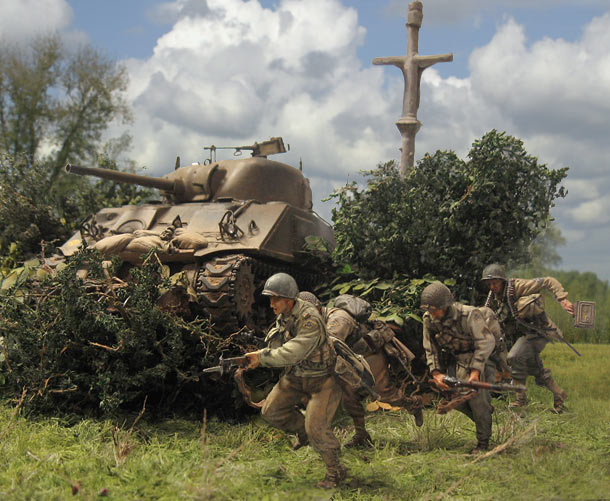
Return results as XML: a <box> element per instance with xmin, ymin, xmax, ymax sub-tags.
<box><xmin>0</xmin><ymin>250</ymin><xmax>259</xmax><ymax>417</ymax></box>
<box><xmin>330</xmin><ymin>130</ymin><xmax>568</xmax><ymax>303</ymax></box>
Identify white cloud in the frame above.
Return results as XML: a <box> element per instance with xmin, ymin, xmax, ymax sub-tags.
<box><xmin>563</xmin><ymin>179</ymin><xmax>601</xmax><ymax>202</ymax></box>
<box><xmin>122</xmin><ymin>0</ymin><xmax>388</xmax><ymax>187</ymax></box>
<box><xmin>0</xmin><ymin>0</ymin><xmax>73</xmax><ymax>43</ymax></box>
<box><xmin>569</xmin><ymin>198</ymin><xmax>610</xmax><ymax>226</ymax></box>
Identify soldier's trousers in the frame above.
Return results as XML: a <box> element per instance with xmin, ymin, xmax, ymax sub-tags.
<box><xmin>508</xmin><ymin>314</ymin><xmax>563</xmax><ymax>383</ymax></box>
<box><xmin>261</xmin><ymin>373</ymin><xmax>342</xmax><ymax>455</ymax></box>
<box><xmin>451</xmin><ymin>362</ymin><xmax>494</xmax><ymax>445</ymax></box>
<box><xmin>507</xmin><ymin>335</ymin><xmax>550</xmax><ymax>383</ymax></box>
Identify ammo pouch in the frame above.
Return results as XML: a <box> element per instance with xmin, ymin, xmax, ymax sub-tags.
<box><xmin>330</xmin><ymin>337</ymin><xmax>377</xmax><ymax>399</ymax></box>
<box><xmin>515</xmin><ymin>294</ymin><xmax>545</xmax><ymax>320</ymax></box>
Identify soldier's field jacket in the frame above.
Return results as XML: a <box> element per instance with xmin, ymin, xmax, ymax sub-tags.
<box><xmin>487</xmin><ymin>277</ymin><xmax>569</xmax><ymax>338</ymax></box>
<box><xmin>259</xmin><ymin>298</ymin><xmax>335</xmax><ymax>377</ymax></box>
<box><xmin>422</xmin><ymin>303</ymin><xmax>495</xmax><ymax>374</ymax></box>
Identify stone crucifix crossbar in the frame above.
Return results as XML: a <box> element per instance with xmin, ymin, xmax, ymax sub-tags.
<box><xmin>373</xmin><ymin>1</ymin><xmax>453</xmax><ymax>175</ymax></box>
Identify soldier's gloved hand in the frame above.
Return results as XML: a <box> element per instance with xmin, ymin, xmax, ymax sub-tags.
<box><xmin>431</xmin><ymin>371</ymin><xmax>450</xmax><ymax>391</ymax></box>
<box><xmin>468</xmin><ymin>369</ymin><xmax>481</xmax><ymax>383</ymax></box>
<box><xmin>245</xmin><ymin>351</ymin><xmax>261</xmax><ymax>370</ymax></box>
<box><xmin>560</xmin><ymin>299</ymin><xmax>574</xmax><ymax>316</ymax></box>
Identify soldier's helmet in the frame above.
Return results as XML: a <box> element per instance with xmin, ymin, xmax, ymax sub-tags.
<box><xmin>481</xmin><ymin>263</ymin><xmax>507</xmax><ymax>281</ymax></box>
<box><xmin>297</xmin><ymin>291</ymin><xmax>321</xmax><ymax>307</ymax></box>
<box><xmin>262</xmin><ymin>273</ymin><xmax>299</xmax><ymax>299</ymax></box>
<box><xmin>420</xmin><ymin>281</ymin><xmax>454</xmax><ymax>311</ymax></box>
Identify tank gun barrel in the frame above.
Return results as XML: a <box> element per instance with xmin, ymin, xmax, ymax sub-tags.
<box><xmin>65</xmin><ymin>164</ymin><xmax>177</xmax><ymax>193</ymax></box>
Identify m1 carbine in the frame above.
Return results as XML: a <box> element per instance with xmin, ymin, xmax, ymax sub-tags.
<box><xmin>441</xmin><ymin>375</ymin><xmax>526</xmax><ymax>393</ymax></box>
<box><xmin>202</xmin><ymin>355</ymin><xmax>250</xmax><ymax>376</ymax></box>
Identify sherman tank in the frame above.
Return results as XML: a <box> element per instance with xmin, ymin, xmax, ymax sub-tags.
<box><xmin>60</xmin><ymin>137</ymin><xmax>334</xmax><ymax>332</ymax></box>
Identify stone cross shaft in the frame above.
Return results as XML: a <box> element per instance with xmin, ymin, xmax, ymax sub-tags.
<box><xmin>373</xmin><ymin>1</ymin><xmax>453</xmax><ymax>175</ymax></box>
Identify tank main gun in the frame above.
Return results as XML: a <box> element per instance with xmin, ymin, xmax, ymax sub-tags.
<box><xmin>65</xmin><ymin>164</ymin><xmax>182</xmax><ymax>195</ymax></box>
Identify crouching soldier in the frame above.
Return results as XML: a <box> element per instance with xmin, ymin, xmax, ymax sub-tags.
<box><xmin>298</xmin><ymin>291</ymin><xmax>423</xmax><ymax>448</ymax></box>
<box><xmin>244</xmin><ymin>273</ymin><xmax>347</xmax><ymax>489</ymax></box>
<box><xmin>420</xmin><ymin>281</ymin><xmax>496</xmax><ymax>454</ymax></box>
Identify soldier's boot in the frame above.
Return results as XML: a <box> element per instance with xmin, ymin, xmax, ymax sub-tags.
<box><xmin>409</xmin><ymin>395</ymin><xmax>424</xmax><ymax>427</ymax></box>
<box><xmin>470</xmin><ymin>439</ymin><xmax>489</xmax><ymax>455</ymax></box>
<box><xmin>509</xmin><ymin>378</ymin><xmax>528</xmax><ymax>409</ymax></box>
<box><xmin>317</xmin><ymin>451</ymin><xmax>348</xmax><ymax>489</ymax></box>
<box><xmin>412</xmin><ymin>406</ymin><xmax>424</xmax><ymax>427</ymax></box>
<box><xmin>542</xmin><ymin>374</ymin><xmax>567</xmax><ymax>414</ymax></box>
<box><xmin>292</xmin><ymin>432</ymin><xmax>309</xmax><ymax>450</ymax></box>
<box><xmin>345</xmin><ymin>417</ymin><xmax>373</xmax><ymax>448</ymax></box>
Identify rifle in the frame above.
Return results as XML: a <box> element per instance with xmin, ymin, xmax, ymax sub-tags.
<box><xmin>201</xmin><ymin>355</ymin><xmax>249</xmax><ymax>376</ymax></box>
<box><xmin>441</xmin><ymin>375</ymin><xmax>526</xmax><ymax>393</ymax></box>
<box><xmin>435</xmin><ymin>376</ymin><xmax>526</xmax><ymax>414</ymax></box>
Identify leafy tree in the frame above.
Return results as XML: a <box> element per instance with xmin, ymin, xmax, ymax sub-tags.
<box><xmin>524</xmin><ymin>221</ymin><xmax>566</xmax><ymax>270</ymax></box>
<box><xmin>0</xmin><ymin>34</ymin><xmax>131</xmax><ymax>183</ymax></box>
<box><xmin>0</xmin><ymin>34</ymin><xmax>146</xmax><ymax>271</ymax></box>
<box><xmin>329</xmin><ymin>130</ymin><xmax>568</xmax><ymax>303</ymax></box>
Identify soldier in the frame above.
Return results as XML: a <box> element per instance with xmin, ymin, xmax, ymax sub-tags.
<box><xmin>298</xmin><ymin>291</ymin><xmax>423</xmax><ymax>448</ymax></box>
<box><xmin>481</xmin><ymin>263</ymin><xmax>574</xmax><ymax>413</ymax></box>
<box><xmin>421</xmin><ymin>281</ymin><xmax>496</xmax><ymax>454</ymax></box>
<box><xmin>244</xmin><ymin>273</ymin><xmax>347</xmax><ymax>489</ymax></box>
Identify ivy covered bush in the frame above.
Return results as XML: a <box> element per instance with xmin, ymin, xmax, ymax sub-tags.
<box><xmin>329</xmin><ymin>130</ymin><xmax>568</xmax><ymax>304</ymax></box>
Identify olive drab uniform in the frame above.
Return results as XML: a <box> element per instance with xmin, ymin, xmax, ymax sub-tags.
<box><xmin>259</xmin><ymin>298</ymin><xmax>344</xmax><ymax>479</ymax></box>
<box><xmin>324</xmin><ymin>306</ymin><xmax>423</xmax><ymax>446</ymax></box>
<box><xmin>485</xmin><ymin>277</ymin><xmax>568</xmax><ymax>411</ymax></box>
<box><xmin>422</xmin><ymin>302</ymin><xmax>496</xmax><ymax>448</ymax></box>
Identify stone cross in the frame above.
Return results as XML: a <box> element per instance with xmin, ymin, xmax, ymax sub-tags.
<box><xmin>373</xmin><ymin>1</ymin><xmax>453</xmax><ymax>175</ymax></box>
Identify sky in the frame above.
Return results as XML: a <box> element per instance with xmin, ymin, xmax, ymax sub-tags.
<box><xmin>1</xmin><ymin>0</ymin><xmax>609</xmax><ymax>282</ymax></box>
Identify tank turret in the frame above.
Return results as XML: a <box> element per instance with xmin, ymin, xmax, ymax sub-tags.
<box><xmin>59</xmin><ymin>137</ymin><xmax>334</xmax><ymax>332</ymax></box>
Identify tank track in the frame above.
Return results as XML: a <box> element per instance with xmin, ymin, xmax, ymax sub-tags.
<box><xmin>194</xmin><ymin>254</ymin><xmax>319</xmax><ymax>334</ymax></box>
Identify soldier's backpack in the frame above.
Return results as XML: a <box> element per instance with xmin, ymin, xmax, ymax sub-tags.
<box><xmin>330</xmin><ymin>336</ymin><xmax>378</xmax><ymax>400</ymax></box>
<box><xmin>332</xmin><ymin>294</ymin><xmax>372</xmax><ymax>323</ymax></box>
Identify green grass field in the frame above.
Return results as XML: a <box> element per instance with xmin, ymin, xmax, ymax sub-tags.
<box><xmin>1</xmin><ymin>343</ymin><xmax>609</xmax><ymax>500</ymax></box>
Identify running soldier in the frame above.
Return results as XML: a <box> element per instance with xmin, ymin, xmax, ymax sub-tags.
<box><xmin>244</xmin><ymin>273</ymin><xmax>347</xmax><ymax>489</ymax></box>
<box><xmin>481</xmin><ymin>263</ymin><xmax>574</xmax><ymax>413</ymax></box>
<box><xmin>298</xmin><ymin>291</ymin><xmax>423</xmax><ymax>448</ymax></box>
<box><xmin>421</xmin><ymin>281</ymin><xmax>497</xmax><ymax>454</ymax></box>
